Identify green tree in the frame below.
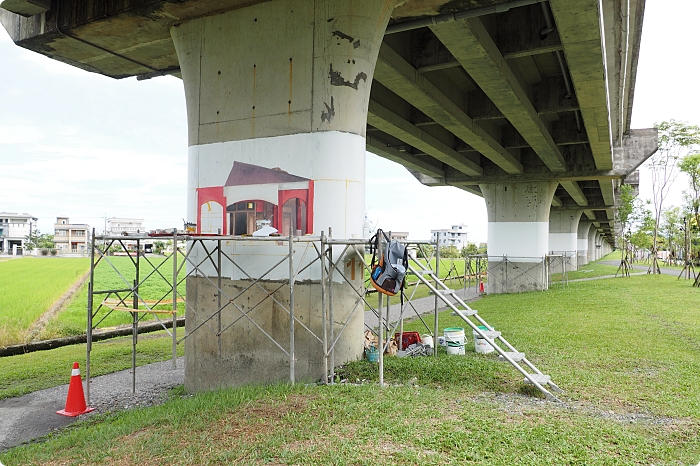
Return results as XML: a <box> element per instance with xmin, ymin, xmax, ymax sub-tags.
<box><xmin>24</xmin><ymin>230</ymin><xmax>54</xmax><ymax>251</ymax></box>
<box><xmin>153</xmin><ymin>241</ymin><xmax>166</xmax><ymax>254</ymax></box>
<box><xmin>462</xmin><ymin>243</ymin><xmax>479</xmax><ymax>256</ymax></box>
<box><xmin>647</xmin><ymin>121</ymin><xmax>700</xmax><ymax>273</ymax></box>
<box><xmin>439</xmin><ymin>245</ymin><xmax>460</xmax><ymax>258</ymax></box>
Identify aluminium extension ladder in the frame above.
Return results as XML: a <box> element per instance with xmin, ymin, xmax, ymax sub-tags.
<box><xmin>408</xmin><ymin>260</ymin><xmax>563</xmax><ymax>402</ymax></box>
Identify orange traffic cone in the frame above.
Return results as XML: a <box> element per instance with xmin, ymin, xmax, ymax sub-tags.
<box><xmin>479</xmin><ymin>280</ymin><xmax>485</xmax><ymax>293</ymax></box>
<box><xmin>57</xmin><ymin>362</ymin><xmax>95</xmax><ymax>417</ymax></box>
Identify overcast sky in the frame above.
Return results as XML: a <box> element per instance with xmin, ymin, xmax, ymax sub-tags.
<box><xmin>1</xmin><ymin>0</ymin><xmax>698</xmax><ymax>243</ymax></box>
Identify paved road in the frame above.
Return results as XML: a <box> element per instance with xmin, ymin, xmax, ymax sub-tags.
<box><xmin>364</xmin><ymin>286</ymin><xmax>481</xmax><ymax>331</ymax></box>
<box><xmin>0</xmin><ymin>286</ymin><xmax>483</xmax><ymax>452</ymax></box>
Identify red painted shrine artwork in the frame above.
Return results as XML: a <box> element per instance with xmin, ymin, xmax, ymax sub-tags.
<box><xmin>196</xmin><ymin>161</ymin><xmax>314</xmax><ymax>236</ymax></box>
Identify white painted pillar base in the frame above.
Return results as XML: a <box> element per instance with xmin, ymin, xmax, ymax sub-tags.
<box><xmin>480</xmin><ymin>181</ymin><xmax>558</xmax><ymax>293</ymax></box>
<box><xmin>577</xmin><ymin>220</ymin><xmax>592</xmax><ymax>267</ymax></box>
<box><xmin>171</xmin><ymin>0</ymin><xmax>396</xmax><ymax>392</ymax></box>
<box><xmin>549</xmin><ymin>210</ymin><xmax>583</xmax><ymax>272</ymax></box>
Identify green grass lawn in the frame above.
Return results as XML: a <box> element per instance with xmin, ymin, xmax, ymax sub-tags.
<box><xmin>0</xmin><ymin>257</ymin><xmax>89</xmax><ymax>345</ymax></box>
<box><xmin>39</xmin><ymin>255</ymin><xmax>186</xmax><ymax>341</ymax></box>
<box><xmin>2</xmin><ymin>272</ymin><xmax>700</xmax><ymax>465</ymax></box>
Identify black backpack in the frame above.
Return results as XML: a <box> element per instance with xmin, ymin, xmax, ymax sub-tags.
<box><xmin>369</xmin><ymin>229</ymin><xmax>408</xmax><ymax>296</ymax></box>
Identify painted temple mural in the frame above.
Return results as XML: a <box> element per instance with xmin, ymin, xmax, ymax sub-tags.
<box><xmin>196</xmin><ymin>161</ymin><xmax>314</xmax><ymax>236</ymax></box>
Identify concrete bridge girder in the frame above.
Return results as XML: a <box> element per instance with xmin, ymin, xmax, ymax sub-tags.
<box><xmin>1</xmin><ymin>1</ymin><xmax>653</xmax><ymax>305</ymax></box>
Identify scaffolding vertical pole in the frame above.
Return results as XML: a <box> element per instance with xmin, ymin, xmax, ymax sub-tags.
<box><xmin>132</xmin><ymin>239</ymin><xmax>140</xmax><ymax>394</ymax></box>
<box><xmin>172</xmin><ymin>232</ymin><xmax>177</xmax><ymax>369</ymax></box>
<box><xmin>433</xmin><ymin>239</ymin><xmax>440</xmax><ymax>356</ymax></box>
<box><xmin>377</xmin><ymin>234</ymin><xmax>384</xmax><ymax>387</ymax></box>
<box><xmin>86</xmin><ymin>228</ymin><xmax>96</xmax><ymax>404</ymax></box>
<box><xmin>217</xmin><ymin>238</ymin><xmax>222</xmax><ymax>358</ymax></box>
<box><xmin>320</xmin><ymin>231</ymin><xmax>329</xmax><ymax>384</ymax></box>
<box><xmin>289</xmin><ymin>226</ymin><xmax>295</xmax><ymax>384</ymax></box>
<box><xmin>328</xmin><ymin>227</ymin><xmax>335</xmax><ymax>381</ymax></box>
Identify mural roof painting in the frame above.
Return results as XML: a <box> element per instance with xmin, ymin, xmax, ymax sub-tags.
<box><xmin>225</xmin><ymin>161</ymin><xmax>309</xmax><ymax>186</ymax></box>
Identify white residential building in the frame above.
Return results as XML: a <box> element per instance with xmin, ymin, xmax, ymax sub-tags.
<box><xmin>54</xmin><ymin>217</ymin><xmax>90</xmax><ymax>254</ymax></box>
<box><xmin>0</xmin><ymin>212</ymin><xmax>38</xmax><ymax>255</ymax></box>
<box><xmin>431</xmin><ymin>224</ymin><xmax>469</xmax><ymax>249</ymax></box>
<box><xmin>106</xmin><ymin>217</ymin><xmax>145</xmax><ymax>235</ymax></box>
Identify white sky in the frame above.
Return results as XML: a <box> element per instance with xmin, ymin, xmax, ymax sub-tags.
<box><xmin>1</xmin><ymin>0</ymin><xmax>698</xmax><ymax>242</ymax></box>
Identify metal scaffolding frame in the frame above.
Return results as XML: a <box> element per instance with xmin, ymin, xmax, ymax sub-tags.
<box><xmin>86</xmin><ymin>230</ymin><xmax>563</xmax><ymax>399</ymax></box>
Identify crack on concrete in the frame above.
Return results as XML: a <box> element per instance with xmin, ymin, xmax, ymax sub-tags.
<box><xmin>332</xmin><ymin>30</ymin><xmax>354</xmax><ymax>43</ymax></box>
<box><xmin>321</xmin><ymin>96</ymin><xmax>335</xmax><ymax>124</ymax></box>
<box><xmin>328</xmin><ymin>64</ymin><xmax>367</xmax><ymax>90</ymax></box>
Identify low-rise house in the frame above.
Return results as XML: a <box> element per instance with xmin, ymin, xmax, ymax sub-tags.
<box><xmin>54</xmin><ymin>217</ymin><xmax>90</xmax><ymax>254</ymax></box>
<box><xmin>0</xmin><ymin>212</ymin><xmax>38</xmax><ymax>255</ymax></box>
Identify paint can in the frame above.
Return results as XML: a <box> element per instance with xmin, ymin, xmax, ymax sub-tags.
<box><xmin>473</xmin><ymin>325</ymin><xmax>495</xmax><ymax>354</ymax></box>
<box><xmin>444</xmin><ymin>327</ymin><xmax>465</xmax><ymax>355</ymax></box>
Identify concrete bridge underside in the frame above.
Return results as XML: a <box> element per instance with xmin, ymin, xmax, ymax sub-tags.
<box><xmin>1</xmin><ymin>0</ymin><xmax>657</xmax><ymax>389</ymax></box>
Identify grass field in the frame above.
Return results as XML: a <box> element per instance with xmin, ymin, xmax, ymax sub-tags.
<box><xmin>39</xmin><ymin>255</ymin><xmax>187</xmax><ymax>341</ymax></box>
<box><xmin>0</xmin><ymin>255</ymin><xmax>186</xmax><ymax>346</ymax></box>
<box><xmin>2</xmin><ymin>271</ymin><xmax>700</xmax><ymax>465</ymax></box>
<box><xmin>0</xmin><ymin>257</ymin><xmax>89</xmax><ymax>346</ymax></box>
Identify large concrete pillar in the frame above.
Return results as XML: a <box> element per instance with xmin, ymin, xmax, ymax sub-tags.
<box><xmin>577</xmin><ymin>219</ymin><xmax>593</xmax><ymax>267</ymax></box>
<box><xmin>171</xmin><ymin>0</ymin><xmax>396</xmax><ymax>392</ymax></box>
<box><xmin>480</xmin><ymin>181</ymin><xmax>558</xmax><ymax>293</ymax></box>
<box><xmin>549</xmin><ymin>210</ymin><xmax>583</xmax><ymax>272</ymax></box>
<box><xmin>587</xmin><ymin>224</ymin><xmax>597</xmax><ymax>262</ymax></box>
<box><xmin>594</xmin><ymin>232</ymin><xmax>602</xmax><ymax>260</ymax></box>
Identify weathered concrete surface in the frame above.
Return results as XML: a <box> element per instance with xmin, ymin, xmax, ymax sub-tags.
<box><xmin>184</xmin><ymin>272</ymin><xmax>365</xmax><ymax>391</ymax></box>
<box><xmin>481</xmin><ymin>181</ymin><xmax>557</xmax><ymax>293</ymax></box>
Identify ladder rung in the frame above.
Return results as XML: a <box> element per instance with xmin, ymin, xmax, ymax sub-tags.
<box><xmin>498</xmin><ymin>352</ymin><xmax>525</xmax><ymax>362</ymax></box>
<box><xmin>438</xmin><ymin>289</ymin><xmax>454</xmax><ymax>294</ymax></box>
<box><xmin>451</xmin><ymin>309</ymin><xmax>477</xmax><ymax>316</ymax></box>
<box><xmin>524</xmin><ymin>374</ymin><xmax>550</xmax><ymax>385</ymax></box>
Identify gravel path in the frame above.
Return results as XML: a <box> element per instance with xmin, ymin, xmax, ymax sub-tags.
<box><xmin>0</xmin><ymin>357</ymin><xmax>184</xmax><ymax>451</ymax></box>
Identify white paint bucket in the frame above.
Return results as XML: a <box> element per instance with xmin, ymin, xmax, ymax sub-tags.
<box><xmin>422</xmin><ymin>335</ymin><xmax>434</xmax><ymax>348</ymax></box>
<box><xmin>473</xmin><ymin>325</ymin><xmax>495</xmax><ymax>354</ymax></box>
<box><xmin>444</xmin><ymin>327</ymin><xmax>465</xmax><ymax>355</ymax></box>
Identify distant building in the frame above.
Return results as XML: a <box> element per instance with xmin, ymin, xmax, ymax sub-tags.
<box><xmin>106</xmin><ymin>218</ymin><xmax>145</xmax><ymax>235</ymax></box>
<box><xmin>0</xmin><ymin>212</ymin><xmax>38</xmax><ymax>255</ymax></box>
<box><xmin>54</xmin><ymin>217</ymin><xmax>90</xmax><ymax>254</ymax></box>
<box><xmin>105</xmin><ymin>217</ymin><xmax>145</xmax><ymax>252</ymax></box>
<box><xmin>431</xmin><ymin>224</ymin><xmax>468</xmax><ymax>249</ymax></box>
<box><xmin>388</xmin><ymin>231</ymin><xmax>408</xmax><ymax>242</ymax></box>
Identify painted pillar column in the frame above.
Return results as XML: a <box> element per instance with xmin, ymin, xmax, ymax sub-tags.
<box><xmin>549</xmin><ymin>210</ymin><xmax>583</xmax><ymax>272</ymax></box>
<box><xmin>594</xmin><ymin>232</ymin><xmax>601</xmax><ymax>260</ymax></box>
<box><xmin>576</xmin><ymin>219</ymin><xmax>592</xmax><ymax>267</ymax></box>
<box><xmin>171</xmin><ymin>0</ymin><xmax>396</xmax><ymax>392</ymax></box>
<box><xmin>586</xmin><ymin>223</ymin><xmax>597</xmax><ymax>263</ymax></box>
<box><xmin>480</xmin><ymin>181</ymin><xmax>558</xmax><ymax>293</ymax></box>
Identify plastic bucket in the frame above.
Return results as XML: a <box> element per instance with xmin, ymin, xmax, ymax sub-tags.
<box><xmin>365</xmin><ymin>346</ymin><xmax>379</xmax><ymax>363</ymax></box>
<box><xmin>473</xmin><ymin>325</ymin><xmax>495</xmax><ymax>354</ymax></box>
<box><xmin>422</xmin><ymin>335</ymin><xmax>434</xmax><ymax>348</ymax></box>
<box><xmin>444</xmin><ymin>327</ymin><xmax>465</xmax><ymax>355</ymax></box>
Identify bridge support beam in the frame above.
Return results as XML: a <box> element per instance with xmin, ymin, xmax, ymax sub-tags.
<box><xmin>577</xmin><ymin>219</ymin><xmax>593</xmax><ymax>267</ymax></box>
<box><xmin>480</xmin><ymin>181</ymin><xmax>558</xmax><ymax>293</ymax></box>
<box><xmin>549</xmin><ymin>210</ymin><xmax>583</xmax><ymax>272</ymax></box>
<box><xmin>171</xmin><ymin>0</ymin><xmax>396</xmax><ymax>392</ymax></box>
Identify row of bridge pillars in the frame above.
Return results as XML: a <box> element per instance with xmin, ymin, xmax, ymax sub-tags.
<box><xmin>168</xmin><ymin>0</ymin><xmax>615</xmax><ymax>391</ymax></box>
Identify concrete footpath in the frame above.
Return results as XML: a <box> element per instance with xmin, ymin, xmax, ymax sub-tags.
<box><xmin>363</xmin><ymin>286</ymin><xmax>481</xmax><ymax>330</ymax></box>
<box><xmin>1</xmin><ymin>287</ymin><xmax>481</xmax><ymax>452</ymax></box>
